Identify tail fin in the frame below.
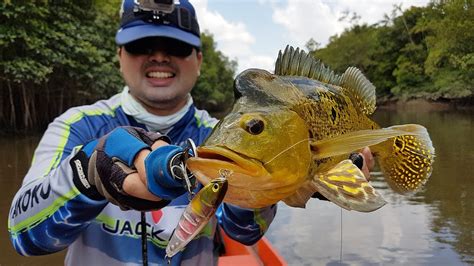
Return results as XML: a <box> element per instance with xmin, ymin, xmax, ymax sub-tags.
<box><xmin>371</xmin><ymin>124</ymin><xmax>435</xmax><ymax>194</ymax></box>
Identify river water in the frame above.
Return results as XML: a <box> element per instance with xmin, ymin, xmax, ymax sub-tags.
<box><xmin>1</xmin><ymin>108</ymin><xmax>473</xmax><ymax>265</ymax></box>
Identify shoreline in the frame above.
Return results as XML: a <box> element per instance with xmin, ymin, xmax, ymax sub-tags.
<box><xmin>377</xmin><ymin>98</ymin><xmax>474</xmax><ymax>112</ymax></box>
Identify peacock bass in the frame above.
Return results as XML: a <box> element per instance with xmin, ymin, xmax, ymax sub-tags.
<box><xmin>186</xmin><ymin>46</ymin><xmax>435</xmax><ymax>212</ymax></box>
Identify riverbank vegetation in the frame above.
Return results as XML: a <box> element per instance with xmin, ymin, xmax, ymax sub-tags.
<box><xmin>1</xmin><ymin>1</ymin><xmax>472</xmax><ymax>133</ymax></box>
<box><xmin>310</xmin><ymin>0</ymin><xmax>473</xmax><ymax>104</ymax></box>
<box><xmin>0</xmin><ymin>1</ymin><xmax>235</xmax><ymax>132</ymax></box>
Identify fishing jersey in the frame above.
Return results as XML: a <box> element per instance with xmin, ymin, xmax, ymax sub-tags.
<box><xmin>8</xmin><ymin>93</ymin><xmax>277</xmax><ymax>266</ymax></box>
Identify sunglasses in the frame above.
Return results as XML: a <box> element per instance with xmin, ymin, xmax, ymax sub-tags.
<box><xmin>123</xmin><ymin>37</ymin><xmax>195</xmax><ymax>57</ymax></box>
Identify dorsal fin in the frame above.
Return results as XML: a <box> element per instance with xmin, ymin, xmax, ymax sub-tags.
<box><xmin>274</xmin><ymin>45</ymin><xmax>377</xmax><ymax>115</ymax></box>
<box><xmin>275</xmin><ymin>45</ymin><xmax>342</xmax><ymax>86</ymax></box>
<box><xmin>341</xmin><ymin>67</ymin><xmax>376</xmax><ymax>115</ymax></box>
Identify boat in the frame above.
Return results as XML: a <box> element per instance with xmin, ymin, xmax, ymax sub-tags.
<box><xmin>218</xmin><ymin>229</ymin><xmax>287</xmax><ymax>266</ymax></box>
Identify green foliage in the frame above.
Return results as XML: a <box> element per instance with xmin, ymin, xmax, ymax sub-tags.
<box><xmin>0</xmin><ymin>1</ymin><xmax>125</xmax><ymax>132</ymax></box>
<box><xmin>308</xmin><ymin>0</ymin><xmax>473</xmax><ymax>101</ymax></box>
<box><xmin>0</xmin><ymin>1</ymin><xmax>235</xmax><ymax>132</ymax></box>
<box><xmin>312</xmin><ymin>24</ymin><xmax>377</xmax><ymax>74</ymax></box>
<box><xmin>0</xmin><ymin>1</ymin><xmax>122</xmax><ymax>96</ymax></box>
<box><xmin>193</xmin><ymin>32</ymin><xmax>236</xmax><ymax>111</ymax></box>
<box><xmin>424</xmin><ymin>0</ymin><xmax>474</xmax><ymax>99</ymax></box>
<box><xmin>392</xmin><ymin>42</ymin><xmax>429</xmax><ymax>96</ymax></box>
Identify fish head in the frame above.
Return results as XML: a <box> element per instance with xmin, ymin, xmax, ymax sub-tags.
<box><xmin>187</xmin><ymin>69</ymin><xmax>312</xmax><ymax>208</ymax></box>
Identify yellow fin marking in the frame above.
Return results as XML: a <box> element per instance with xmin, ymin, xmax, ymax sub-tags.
<box><xmin>327</xmin><ymin>175</ymin><xmax>357</xmax><ymax>183</ymax></box>
<box><xmin>342</xmin><ymin>185</ymin><xmax>361</xmax><ymax>195</ymax></box>
<box><xmin>310</xmin><ymin>160</ymin><xmax>386</xmax><ymax>212</ymax></box>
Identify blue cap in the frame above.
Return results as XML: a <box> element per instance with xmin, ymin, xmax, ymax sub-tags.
<box><xmin>116</xmin><ymin>0</ymin><xmax>201</xmax><ymax>47</ymax></box>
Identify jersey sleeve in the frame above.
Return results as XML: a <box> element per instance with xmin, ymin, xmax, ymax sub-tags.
<box><xmin>8</xmin><ymin>108</ymin><xmax>109</xmax><ymax>256</ymax></box>
<box><xmin>216</xmin><ymin>203</ymin><xmax>277</xmax><ymax>245</ymax></box>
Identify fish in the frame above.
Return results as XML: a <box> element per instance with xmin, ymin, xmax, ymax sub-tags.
<box><xmin>165</xmin><ymin>177</ymin><xmax>228</xmax><ymax>259</ymax></box>
<box><xmin>186</xmin><ymin>45</ymin><xmax>435</xmax><ymax>212</ymax></box>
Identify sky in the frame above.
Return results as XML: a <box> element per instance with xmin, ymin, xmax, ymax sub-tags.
<box><xmin>191</xmin><ymin>0</ymin><xmax>431</xmax><ymax>74</ymax></box>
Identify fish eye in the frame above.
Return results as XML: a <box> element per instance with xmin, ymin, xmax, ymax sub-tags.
<box><xmin>244</xmin><ymin>119</ymin><xmax>265</xmax><ymax>135</ymax></box>
<box><xmin>212</xmin><ymin>183</ymin><xmax>219</xmax><ymax>192</ymax></box>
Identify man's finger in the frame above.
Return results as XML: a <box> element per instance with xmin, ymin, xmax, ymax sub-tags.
<box><xmin>123</xmin><ymin>173</ymin><xmax>162</xmax><ymax>201</ymax></box>
<box><xmin>360</xmin><ymin>147</ymin><xmax>374</xmax><ymax>180</ymax></box>
<box><xmin>151</xmin><ymin>139</ymin><xmax>169</xmax><ymax>150</ymax></box>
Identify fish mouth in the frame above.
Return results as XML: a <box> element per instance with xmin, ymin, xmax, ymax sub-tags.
<box><xmin>195</xmin><ymin>146</ymin><xmax>262</xmax><ymax>172</ymax></box>
<box><xmin>186</xmin><ymin>146</ymin><xmax>266</xmax><ymax>183</ymax></box>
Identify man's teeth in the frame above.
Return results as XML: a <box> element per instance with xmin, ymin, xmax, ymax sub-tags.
<box><xmin>147</xmin><ymin>72</ymin><xmax>173</xmax><ymax>78</ymax></box>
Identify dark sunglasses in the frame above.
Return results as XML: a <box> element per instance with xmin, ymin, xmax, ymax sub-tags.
<box><xmin>123</xmin><ymin>37</ymin><xmax>195</xmax><ymax>57</ymax></box>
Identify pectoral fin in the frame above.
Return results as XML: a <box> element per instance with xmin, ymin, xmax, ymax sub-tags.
<box><xmin>311</xmin><ymin>159</ymin><xmax>386</xmax><ymax>212</ymax></box>
<box><xmin>311</xmin><ymin>124</ymin><xmax>426</xmax><ymax>160</ymax></box>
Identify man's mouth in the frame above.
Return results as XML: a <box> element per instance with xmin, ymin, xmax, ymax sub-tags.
<box><xmin>146</xmin><ymin>71</ymin><xmax>175</xmax><ymax>79</ymax></box>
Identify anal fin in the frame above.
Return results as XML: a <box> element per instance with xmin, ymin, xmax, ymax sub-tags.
<box><xmin>311</xmin><ymin>159</ymin><xmax>386</xmax><ymax>212</ymax></box>
<box><xmin>283</xmin><ymin>180</ymin><xmax>319</xmax><ymax>208</ymax></box>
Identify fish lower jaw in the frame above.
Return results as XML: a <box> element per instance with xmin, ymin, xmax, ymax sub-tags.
<box><xmin>187</xmin><ymin>159</ymin><xmax>264</xmax><ymax>180</ymax></box>
<box><xmin>191</xmin><ymin>167</ymin><xmax>264</xmax><ymax>186</ymax></box>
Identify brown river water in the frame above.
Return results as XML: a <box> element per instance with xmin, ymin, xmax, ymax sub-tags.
<box><xmin>1</xmin><ymin>107</ymin><xmax>473</xmax><ymax>265</ymax></box>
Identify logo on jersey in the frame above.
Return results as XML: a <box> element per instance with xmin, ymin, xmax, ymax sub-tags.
<box><xmin>11</xmin><ymin>183</ymin><xmax>51</xmax><ymax>219</ymax></box>
<box><xmin>151</xmin><ymin>210</ymin><xmax>163</xmax><ymax>223</ymax></box>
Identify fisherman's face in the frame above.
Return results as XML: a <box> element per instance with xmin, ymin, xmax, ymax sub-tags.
<box><xmin>118</xmin><ymin>37</ymin><xmax>202</xmax><ymax>115</ymax></box>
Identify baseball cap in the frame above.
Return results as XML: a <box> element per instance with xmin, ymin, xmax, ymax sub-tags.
<box><xmin>116</xmin><ymin>0</ymin><xmax>201</xmax><ymax>48</ymax></box>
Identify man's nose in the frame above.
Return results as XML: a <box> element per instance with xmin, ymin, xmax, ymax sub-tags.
<box><xmin>148</xmin><ymin>49</ymin><xmax>171</xmax><ymax>63</ymax></box>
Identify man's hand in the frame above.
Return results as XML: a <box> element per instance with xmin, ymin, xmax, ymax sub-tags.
<box><xmin>71</xmin><ymin>126</ymin><xmax>189</xmax><ymax>211</ymax></box>
<box><xmin>122</xmin><ymin>140</ymin><xmax>168</xmax><ymax>201</ymax></box>
<box><xmin>349</xmin><ymin>147</ymin><xmax>374</xmax><ymax>180</ymax></box>
<box><xmin>124</xmin><ymin>139</ymin><xmax>193</xmax><ymax>201</ymax></box>
<box><xmin>360</xmin><ymin>147</ymin><xmax>375</xmax><ymax>180</ymax></box>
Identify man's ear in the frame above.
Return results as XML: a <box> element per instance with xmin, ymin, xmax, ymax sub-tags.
<box><xmin>117</xmin><ymin>47</ymin><xmax>123</xmax><ymax>73</ymax></box>
<box><xmin>196</xmin><ymin>50</ymin><xmax>203</xmax><ymax>76</ymax></box>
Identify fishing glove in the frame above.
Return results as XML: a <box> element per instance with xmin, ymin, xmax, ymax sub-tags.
<box><xmin>70</xmin><ymin>126</ymin><xmax>189</xmax><ymax>211</ymax></box>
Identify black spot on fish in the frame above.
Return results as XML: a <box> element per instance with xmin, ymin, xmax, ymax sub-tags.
<box><xmin>395</xmin><ymin>138</ymin><xmax>404</xmax><ymax>150</ymax></box>
<box><xmin>331</xmin><ymin>107</ymin><xmax>337</xmax><ymax>122</ymax></box>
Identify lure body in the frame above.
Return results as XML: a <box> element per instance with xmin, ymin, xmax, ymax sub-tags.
<box><xmin>165</xmin><ymin>177</ymin><xmax>228</xmax><ymax>259</ymax></box>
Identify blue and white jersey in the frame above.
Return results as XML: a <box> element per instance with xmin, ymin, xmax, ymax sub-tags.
<box><xmin>8</xmin><ymin>92</ymin><xmax>277</xmax><ymax>266</ymax></box>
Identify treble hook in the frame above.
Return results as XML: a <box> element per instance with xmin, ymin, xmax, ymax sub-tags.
<box><xmin>169</xmin><ymin>138</ymin><xmax>198</xmax><ymax>200</ymax></box>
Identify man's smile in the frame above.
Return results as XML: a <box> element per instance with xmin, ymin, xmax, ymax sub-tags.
<box><xmin>146</xmin><ymin>71</ymin><xmax>175</xmax><ymax>79</ymax></box>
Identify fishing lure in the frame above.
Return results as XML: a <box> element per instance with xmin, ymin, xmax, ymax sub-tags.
<box><xmin>165</xmin><ymin>176</ymin><xmax>228</xmax><ymax>260</ymax></box>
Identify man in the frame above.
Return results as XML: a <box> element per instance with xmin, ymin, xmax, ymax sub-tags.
<box><xmin>8</xmin><ymin>1</ymin><xmax>276</xmax><ymax>265</ymax></box>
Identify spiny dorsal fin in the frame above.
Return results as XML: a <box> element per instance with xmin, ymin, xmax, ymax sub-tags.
<box><xmin>275</xmin><ymin>45</ymin><xmax>343</xmax><ymax>87</ymax></box>
<box><xmin>274</xmin><ymin>45</ymin><xmax>376</xmax><ymax>115</ymax></box>
<box><xmin>341</xmin><ymin>67</ymin><xmax>376</xmax><ymax>115</ymax></box>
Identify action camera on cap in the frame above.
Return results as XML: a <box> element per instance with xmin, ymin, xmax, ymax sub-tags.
<box><xmin>136</xmin><ymin>0</ymin><xmax>175</xmax><ymax>14</ymax></box>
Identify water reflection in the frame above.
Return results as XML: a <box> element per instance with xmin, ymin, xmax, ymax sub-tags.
<box><xmin>0</xmin><ymin>136</ymin><xmax>66</xmax><ymax>265</ymax></box>
<box><xmin>0</xmin><ymin>108</ymin><xmax>473</xmax><ymax>265</ymax></box>
<box><xmin>376</xmin><ymin>108</ymin><xmax>474</xmax><ymax>264</ymax></box>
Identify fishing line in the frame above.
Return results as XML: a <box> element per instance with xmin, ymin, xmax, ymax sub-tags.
<box><xmin>340</xmin><ymin>207</ymin><xmax>343</xmax><ymax>263</ymax></box>
<box><xmin>141</xmin><ymin>211</ymin><xmax>148</xmax><ymax>266</ymax></box>
<box><xmin>263</xmin><ymin>138</ymin><xmax>312</xmax><ymax>165</ymax></box>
